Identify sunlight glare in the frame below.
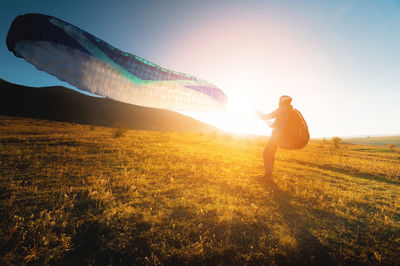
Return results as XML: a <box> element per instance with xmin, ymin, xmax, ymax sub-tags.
<box><xmin>181</xmin><ymin>89</ymin><xmax>271</xmax><ymax>136</ymax></box>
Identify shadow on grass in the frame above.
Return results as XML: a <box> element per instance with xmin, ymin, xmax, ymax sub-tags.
<box><xmin>56</xmin><ymin>190</ymin><xmax>152</xmax><ymax>265</ymax></box>
<box><xmin>61</xmin><ymin>218</ymin><xmax>152</xmax><ymax>265</ymax></box>
<box><xmin>349</xmin><ymin>147</ymin><xmax>394</xmax><ymax>153</ymax></box>
<box><xmin>285</xmin><ymin>159</ymin><xmax>398</xmax><ymax>185</ymax></box>
<box><xmin>61</xmin><ymin>220</ymin><xmax>149</xmax><ymax>265</ymax></box>
<box><xmin>265</xmin><ymin>179</ymin><xmax>334</xmax><ymax>265</ymax></box>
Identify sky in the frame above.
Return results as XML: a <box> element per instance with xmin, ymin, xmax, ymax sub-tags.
<box><xmin>1</xmin><ymin>0</ymin><xmax>400</xmax><ymax>138</ymax></box>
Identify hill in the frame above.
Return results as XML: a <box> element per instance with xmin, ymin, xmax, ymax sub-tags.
<box><xmin>344</xmin><ymin>136</ymin><xmax>400</xmax><ymax>147</ymax></box>
<box><xmin>0</xmin><ymin>78</ymin><xmax>215</xmax><ymax>132</ymax></box>
<box><xmin>0</xmin><ymin>116</ymin><xmax>399</xmax><ymax>265</ymax></box>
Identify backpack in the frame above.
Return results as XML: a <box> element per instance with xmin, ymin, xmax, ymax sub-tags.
<box><xmin>277</xmin><ymin>108</ymin><xmax>309</xmax><ymax>150</ymax></box>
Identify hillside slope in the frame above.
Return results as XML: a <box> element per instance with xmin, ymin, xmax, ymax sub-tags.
<box><xmin>0</xmin><ymin>78</ymin><xmax>215</xmax><ymax>132</ymax></box>
<box><xmin>0</xmin><ymin>117</ymin><xmax>399</xmax><ymax>265</ymax></box>
<box><xmin>344</xmin><ymin>136</ymin><xmax>400</xmax><ymax>146</ymax></box>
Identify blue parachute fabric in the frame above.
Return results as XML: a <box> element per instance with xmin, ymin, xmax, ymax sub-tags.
<box><xmin>6</xmin><ymin>13</ymin><xmax>227</xmax><ymax>111</ymax></box>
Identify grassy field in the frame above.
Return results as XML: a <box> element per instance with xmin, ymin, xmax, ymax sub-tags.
<box><xmin>343</xmin><ymin>136</ymin><xmax>400</xmax><ymax>147</ymax></box>
<box><xmin>0</xmin><ymin>116</ymin><xmax>399</xmax><ymax>265</ymax></box>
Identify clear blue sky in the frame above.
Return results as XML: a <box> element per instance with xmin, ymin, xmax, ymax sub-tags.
<box><xmin>1</xmin><ymin>0</ymin><xmax>400</xmax><ymax>137</ymax></box>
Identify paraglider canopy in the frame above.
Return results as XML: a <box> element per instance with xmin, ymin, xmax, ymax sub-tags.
<box><xmin>6</xmin><ymin>13</ymin><xmax>228</xmax><ymax>112</ymax></box>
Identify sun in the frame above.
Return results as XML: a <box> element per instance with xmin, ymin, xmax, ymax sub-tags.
<box><xmin>181</xmin><ymin>93</ymin><xmax>271</xmax><ymax>136</ymax></box>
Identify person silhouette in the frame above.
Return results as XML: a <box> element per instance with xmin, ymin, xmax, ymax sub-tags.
<box><xmin>257</xmin><ymin>95</ymin><xmax>294</xmax><ymax>180</ymax></box>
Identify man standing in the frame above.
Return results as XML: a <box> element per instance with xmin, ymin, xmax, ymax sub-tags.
<box><xmin>257</xmin><ymin>95</ymin><xmax>294</xmax><ymax>181</ymax></box>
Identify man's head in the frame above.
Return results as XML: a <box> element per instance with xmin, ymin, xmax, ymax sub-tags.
<box><xmin>279</xmin><ymin>95</ymin><xmax>292</xmax><ymax>106</ymax></box>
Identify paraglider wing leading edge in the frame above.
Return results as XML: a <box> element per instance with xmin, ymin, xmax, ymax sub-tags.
<box><xmin>6</xmin><ymin>13</ymin><xmax>227</xmax><ymax>111</ymax></box>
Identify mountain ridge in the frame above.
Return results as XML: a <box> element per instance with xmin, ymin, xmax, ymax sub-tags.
<box><xmin>0</xmin><ymin>78</ymin><xmax>217</xmax><ymax>132</ymax></box>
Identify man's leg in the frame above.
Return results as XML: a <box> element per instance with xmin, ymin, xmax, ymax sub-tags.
<box><xmin>263</xmin><ymin>139</ymin><xmax>278</xmax><ymax>178</ymax></box>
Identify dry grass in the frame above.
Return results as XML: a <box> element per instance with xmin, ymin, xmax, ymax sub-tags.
<box><xmin>0</xmin><ymin>116</ymin><xmax>399</xmax><ymax>265</ymax></box>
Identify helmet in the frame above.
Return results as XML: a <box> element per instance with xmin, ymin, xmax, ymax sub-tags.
<box><xmin>279</xmin><ymin>95</ymin><xmax>292</xmax><ymax>105</ymax></box>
